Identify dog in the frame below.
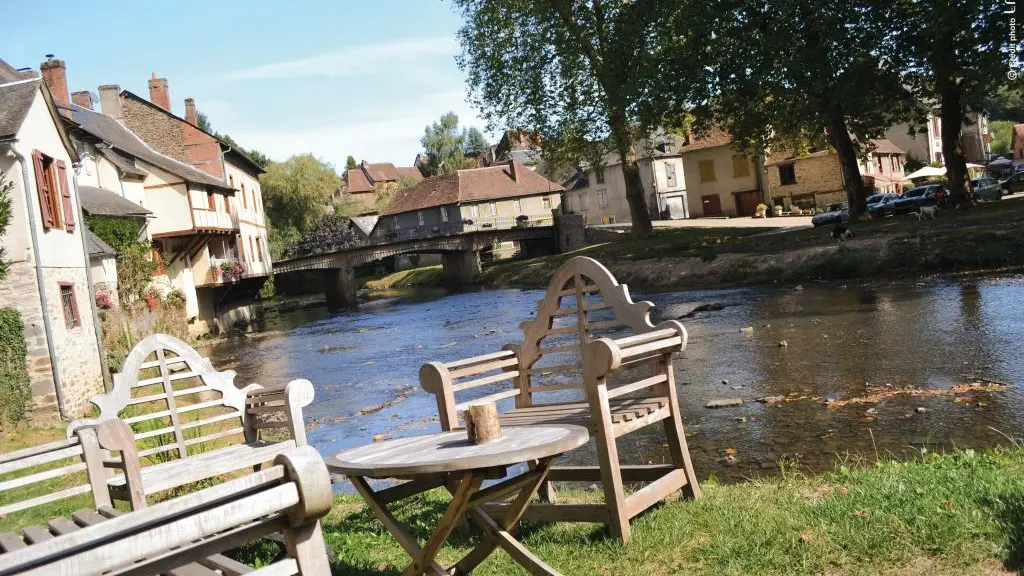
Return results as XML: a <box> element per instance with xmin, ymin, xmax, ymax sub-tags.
<box><xmin>916</xmin><ymin>205</ymin><xmax>938</xmax><ymax>221</ymax></box>
<box><xmin>831</xmin><ymin>225</ymin><xmax>853</xmax><ymax>242</ymax></box>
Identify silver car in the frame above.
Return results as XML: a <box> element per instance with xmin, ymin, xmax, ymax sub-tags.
<box><xmin>811</xmin><ymin>202</ymin><xmax>849</xmax><ymax>227</ymax></box>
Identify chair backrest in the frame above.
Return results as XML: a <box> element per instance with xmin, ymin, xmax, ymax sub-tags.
<box><xmin>0</xmin><ymin>428</ymin><xmax>109</xmax><ymax>522</ymax></box>
<box><xmin>84</xmin><ymin>334</ymin><xmax>258</xmax><ymax>466</ymax></box>
<box><xmin>514</xmin><ymin>256</ymin><xmax>658</xmax><ymax>406</ymax></box>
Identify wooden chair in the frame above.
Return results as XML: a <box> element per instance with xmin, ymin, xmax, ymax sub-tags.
<box><xmin>70</xmin><ymin>333</ymin><xmax>315</xmax><ymax>506</ymax></box>
<box><xmin>420</xmin><ymin>256</ymin><xmax>701</xmax><ymax>542</ymax></box>
<box><xmin>0</xmin><ymin>422</ymin><xmax>333</xmax><ymax>576</ymax></box>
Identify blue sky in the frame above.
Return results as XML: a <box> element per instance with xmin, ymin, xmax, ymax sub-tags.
<box><xmin>1</xmin><ymin>0</ymin><xmax>486</xmax><ymax>168</ymax></box>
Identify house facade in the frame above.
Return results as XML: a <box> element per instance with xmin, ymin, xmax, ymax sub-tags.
<box><xmin>676</xmin><ymin>129</ymin><xmax>761</xmax><ymax>218</ymax></box>
<box><xmin>1012</xmin><ymin>124</ymin><xmax>1024</xmax><ymax>166</ymax></box>
<box><xmin>376</xmin><ymin>160</ymin><xmax>562</xmax><ymax>241</ymax></box>
<box><xmin>0</xmin><ymin>77</ymin><xmax>104</xmax><ymax>418</ymax></box>
<box><xmin>886</xmin><ymin>110</ymin><xmax>991</xmax><ymax>166</ymax></box>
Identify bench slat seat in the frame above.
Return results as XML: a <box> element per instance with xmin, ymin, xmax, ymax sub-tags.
<box><xmin>419</xmin><ymin>256</ymin><xmax>702</xmax><ymax>543</ymax></box>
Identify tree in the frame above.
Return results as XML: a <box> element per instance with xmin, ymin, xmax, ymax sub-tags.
<box><xmin>195</xmin><ymin>109</ymin><xmax>213</xmax><ymax>133</ymax></box>
<box><xmin>346</xmin><ymin>156</ymin><xmax>358</xmax><ymax>170</ymax></box>
<box><xmin>421</xmin><ymin>112</ymin><xmax>475</xmax><ymax>176</ymax></box>
<box><xmin>990</xmin><ymin>120</ymin><xmax>1016</xmax><ymax>157</ymax></box>
<box><xmin>692</xmin><ymin>0</ymin><xmax>916</xmax><ymax>217</ymax></box>
<box><xmin>260</xmin><ymin>155</ymin><xmax>341</xmax><ymax>255</ymax></box>
<box><xmin>376</xmin><ymin>174</ymin><xmax>420</xmax><ymax>214</ymax></box>
<box><xmin>283</xmin><ymin>214</ymin><xmax>361</xmax><ymax>258</ymax></box>
<box><xmin>246</xmin><ymin>149</ymin><xmax>271</xmax><ymax>169</ymax></box>
<box><xmin>464</xmin><ymin>127</ymin><xmax>490</xmax><ymax>157</ymax></box>
<box><xmin>454</xmin><ymin>0</ymin><xmax>688</xmax><ymax>238</ymax></box>
<box><xmin>886</xmin><ymin>0</ymin><xmax>1008</xmax><ymax>204</ymax></box>
<box><xmin>0</xmin><ymin>172</ymin><xmax>14</xmax><ymax>281</ymax></box>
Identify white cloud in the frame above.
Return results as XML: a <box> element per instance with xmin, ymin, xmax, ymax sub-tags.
<box><xmin>224</xmin><ymin>37</ymin><xmax>459</xmax><ymax>80</ymax></box>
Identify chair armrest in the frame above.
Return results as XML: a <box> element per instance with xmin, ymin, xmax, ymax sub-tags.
<box><xmin>419</xmin><ymin>347</ymin><xmax>521</xmax><ymax>431</ymax></box>
<box><xmin>584</xmin><ymin>321</ymin><xmax>687</xmax><ymax>400</ymax></box>
<box><xmin>96</xmin><ymin>419</ymin><xmax>147</xmax><ymax>511</ymax></box>
<box><xmin>245</xmin><ymin>379</ymin><xmax>315</xmax><ymax>446</ymax></box>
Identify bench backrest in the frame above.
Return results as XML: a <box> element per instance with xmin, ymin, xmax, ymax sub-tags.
<box><xmin>85</xmin><ymin>334</ymin><xmax>259</xmax><ymax>466</ymax></box>
<box><xmin>0</xmin><ymin>444</ymin><xmax>333</xmax><ymax>576</ymax></box>
<box><xmin>0</xmin><ymin>428</ymin><xmax>109</xmax><ymax>522</ymax></box>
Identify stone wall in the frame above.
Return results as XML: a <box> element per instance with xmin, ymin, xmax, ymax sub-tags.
<box><xmin>554</xmin><ymin>213</ymin><xmax>585</xmax><ymax>252</ymax></box>
<box><xmin>121</xmin><ymin>97</ymin><xmax>189</xmax><ymax>164</ymax></box>
<box><xmin>764</xmin><ymin>154</ymin><xmax>845</xmax><ymax>210</ymax></box>
<box><xmin>0</xmin><ymin>262</ymin><xmax>103</xmax><ymax>419</ymax></box>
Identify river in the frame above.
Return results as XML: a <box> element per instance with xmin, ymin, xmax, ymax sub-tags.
<box><xmin>198</xmin><ymin>274</ymin><xmax>1024</xmax><ymax>485</ymax></box>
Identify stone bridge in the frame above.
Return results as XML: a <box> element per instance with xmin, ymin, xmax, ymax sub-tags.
<box><xmin>273</xmin><ymin>216</ymin><xmax>584</xmax><ymax>309</ymax></box>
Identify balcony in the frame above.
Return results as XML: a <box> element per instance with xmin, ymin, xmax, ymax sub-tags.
<box><xmin>204</xmin><ymin>258</ymin><xmax>246</xmax><ymax>285</ymax></box>
<box><xmin>192</xmin><ymin>207</ymin><xmax>237</xmax><ymax>232</ymax></box>
<box><xmin>370</xmin><ymin>215</ymin><xmax>555</xmax><ymax>244</ymax></box>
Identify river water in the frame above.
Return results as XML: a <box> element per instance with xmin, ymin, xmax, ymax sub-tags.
<box><xmin>198</xmin><ymin>275</ymin><xmax>1024</xmax><ymax>485</ymax></box>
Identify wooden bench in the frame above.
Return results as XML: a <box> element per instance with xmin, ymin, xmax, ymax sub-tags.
<box><xmin>419</xmin><ymin>256</ymin><xmax>701</xmax><ymax>542</ymax></box>
<box><xmin>0</xmin><ymin>420</ymin><xmax>333</xmax><ymax>576</ymax></box>
<box><xmin>70</xmin><ymin>333</ymin><xmax>315</xmax><ymax>506</ymax></box>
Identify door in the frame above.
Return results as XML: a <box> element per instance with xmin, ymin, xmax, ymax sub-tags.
<box><xmin>735</xmin><ymin>190</ymin><xmax>760</xmax><ymax>216</ymax></box>
<box><xmin>701</xmin><ymin>194</ymin><xmax>722</xmax><ymax>217</ymax></box>
<box><xmin>665</xmin><ymin>196</ymin><xmax>686</xmax><ymax>219</ymax></box>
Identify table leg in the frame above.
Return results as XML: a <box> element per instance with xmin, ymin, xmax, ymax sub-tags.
<box><xmin>453</xmin><ymin>458</ymin><xmax>559</xmax><ymax>576</ymax></box>
<box><xmin>403</xmin><ymin>471</ymin><xmax>484</xmax><ymax>576</ymax></box>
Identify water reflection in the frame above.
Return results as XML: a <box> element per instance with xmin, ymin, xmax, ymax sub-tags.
<box><xmin>199</xmin><ymin>275</ymin><xmax>1024</xmax><ymax>486</ymax></box>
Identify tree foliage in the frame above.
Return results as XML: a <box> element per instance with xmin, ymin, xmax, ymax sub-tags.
<box><xmin>420</xmin><ymin>112</ymin><xmax>475</xmax><ymax>176</ymax></box>
<box><xmin>464</xmin><ymin>127</ymin><xmax>490</xmax><ymax>157</ymax></box>
<box><xmin>346</xmin><ymin>156</ymin><xmax>358</xmax><ymax>170</ymax></box>
<box><xmin>884</xmin><ymin>0</ymin><xmax>1009</xmax><ymax>202</ymax></box>
<box><xmin>0</xmin><ymin>307</ymin><xmax>30</xmax><ymax>426</ymax></box>
<box><xmin>282</xmin><ymin>214</ymin><xmax>362</xmax><ymax>258</ymax></box>
<box><xmin>983</xmin><ymin>83</ymin><xmax>1024</xmax><ymax>123</ymax></box>
<box><xmin>0</xmin><ymin>172</ymin><xmax>14</xmax><ymax>282</ymax></box>
<box><xmin>85</xmin><ymin>215</ymin><xmax>157</xmax><ymax>306</ymax></box>
<box><xmin>375</xmin><ymin>175</ymin><xmax>420</xmax><ymax>214</ymax></box>
<box><xmin>453</xmin><ymin>0</ymin><xmax>693</xmax><ymax>237</ymax></box>
<box><xmin>261</xmin><ymin>154</ymin><xmax>340</xmax><ymax>234</ymax></box>
<box><xmin>990</xmin><ymin>120</ymin><xmax>1016</xmax><ymax>157</ymax></box>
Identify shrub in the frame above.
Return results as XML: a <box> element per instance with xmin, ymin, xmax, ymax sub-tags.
<box><xmin>95</xmin><ymin>293</ymin><xmax>113</xmax><ymax>310</ymax></box>
<box><xmin>0</xmin><ymin>308</ymin><xmax>30</xmax><ymax>425</ymax></box>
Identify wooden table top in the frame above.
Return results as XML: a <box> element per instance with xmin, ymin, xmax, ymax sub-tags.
<box><xmin>326</xmin><ymin>425</ymin><xmax>589</xmax><ymax>477</ymax></box>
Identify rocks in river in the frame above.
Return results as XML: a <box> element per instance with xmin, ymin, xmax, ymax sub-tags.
<box><xmin>678</xmin><ymin>302</ymin><xmax>727</xmax><ymax>318</ymax></box>
<box><xmin>706</xmin><ymin>398</ymin><xmax>743</xmax><ymax>409</ymax></box>
<box><xmin>916</xmin><ymin>407</ymin><xmax>928</xmax><ymax>413</ymax></box>
<box><xmin>740</xmin><ymin>326</ymin><xmax>754</xmax><ymax>333</ymax></box>
<box><xmin>731</xmin><ymin>385</ymin><xmax>743</xmax><ymax>390</ymax></box>
<box><xmin>778</xmin><ymin>340</ymin><xmax>788</xmax><ymax>347</ymax></box>
<box><xmin>757</xmin><ymin>396</ymin><xmax>786</xmax><ymax>404</ymax></box>
<box><xmin>718</xmin><ymin>454</ymin><xmax>739</xmax><ymax>466</ymax></box>
<box><xmin>721</xmin><ymin>379</ymin><xmax>730</xmax><ymax>385</ymax></box>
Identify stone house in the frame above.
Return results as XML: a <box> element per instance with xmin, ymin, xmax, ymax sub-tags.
<box><xmin>376</xmin><ymin>160</ymin><xmax>562</xmax><ymax>241</ymax></box>
<box><xmin>0</xmin><ymin>76</ymin><xmax>104</xmax><ymax>418</ymax></box>
<box><xmin>675</xmin><ymin>128</ymin><xmax>761</xmax><ymax>218</ymax></box>
<box><xmin>763</xmin><ymin>139</ymin><xmax>906</xmax><ymax>211</ymax></box>
<box><xmin>45</xmin><ymin>63</ymin><xmax>272</xmax><ymax>335</ymax></box>
<box><xmin>885</xmin><ymin>110</ymin><xmax>991</xmax><ymax>166</ymax></box>
<box><xmin>342</xmin><ymin>160</ymin><xmax>423</xmax><ymax>215</ymax></box>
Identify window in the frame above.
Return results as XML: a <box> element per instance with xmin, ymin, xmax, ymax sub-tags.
<box><xmin>207</xmin><ymin>191</ymin><xmax>216</xmax><ymax>210</ymax></box>
<box><xmin>225</xmin><ymin>194</ymin><xmax>231</xmax><ymax>213</ymax></box>
<box><xmin>542</xmin><ymin>195</ymin><xmax>552</xmax><ymax>209</ymax></box>
<box><xmin>778</xmin><ymin>164</ymin><xmax>797</xmax><ymax>185</ymax></box>
<box><xmin>931</xmin><ymin>116</ymin><xmax>941</xmax><ymax>134</ymax></box>
<box><xmin>256</xmin><ymin>238</ymin><xmax>264</xmax><ymax>263</ymax></box>
<box><xmin>417</xmin><ymin>211</ymin><xmax>424</xmax><ymax>226</ymax></box>
<box><xmin>579</xmin><ymin>193</ymin><xmax>589</xmax><ymax>211</ymax></box>
<box><xmin>440</xmin><ymin>206</ymin><xmax>449</xmax><ymax>223</ymax></box>
<box><xmin>249</xmin><ymin>237</ymin><xmax>256</xmax><ymax>262</ymax></box>
<box><xmin>32</xmin><ymin>150</ymin><xmax>74</xmax><ymax>231</ymax></box>
<box><xmin>470</xmin><ymin>204</ymin><xmax>479</xmax><ymax>218</ymax></box>
<box><xmin>241</xmin><ymin>183</ymin><xmax>247</xmax><ymax>209</ymax></box>
<box><xmin>698</xmin><ymin>160</ymin><xmax>716</xmax><ymax>183</ymax></box>
<box><xmin>732</xmin><ymin>155</ymin><xmax>750</xmax><ymax>178</ymax></box>
<box><xmin>59</xmin><ymin>283</ymin><xmax>80</xmax><ymax>329</ymax></box>
<box><xmin>935</xmin><ymin>152</ymin><xmax>943</xmax><ymax>164</ymax></box>
<box><xmin>392</xmin><ymin>216</ymin><xmax>400</xmax><ymax>230</ymax></box>
<box><xmin>595</xmin><ymin>168</ymin><xmax>605</xmax><ymax>184</ymax></box>
<box><xmin>665</xmin><ymin>162</ymin><xmax>677</xmax><ymax>188</ymax></box>
<box><xmin>489</xmin><ymin>201</ymin><xmax>497</xmax><ymax>216</ymax></box>
<box><xmin>513</xmin><ymin>199</ymin><xmax>522</xmax><ymax>213</ymax></box>
<box><xmin>597</xmin><ymin>189</ymin><xmax>608</xmax><ymax>208</ymax></box>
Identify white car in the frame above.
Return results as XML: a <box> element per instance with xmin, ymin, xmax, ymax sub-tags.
<box><xmin>811</xmin><ymin>202</ymin><xmax>849</xmax><ymax>227</ymax></box>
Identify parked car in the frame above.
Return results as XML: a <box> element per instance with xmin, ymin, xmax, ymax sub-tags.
<box><xmin>811</xmin><ymin>202</ymin><xmax>849</xmax><ymax>227</ymax></box>
<box><xmin>1001</xmin><ymin>171</ymin><xmax>1024</xmax><ymax>195</ymax></box>
<box><xmin>971</xmin><ymin>177</ymin><xmax>1003</xmax><ymax>201</ymax></box>
<box><xmin>866</xmin><ymin>193</ymin><xmax>899</xmax><ymax>218</ymax></box>
<box><xmin>893</xmin><ymin>185</ymin><xmax>939</xmax><ymax>214</ymax></box>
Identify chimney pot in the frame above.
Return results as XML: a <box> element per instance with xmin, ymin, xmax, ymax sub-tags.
<box><xmin>98</xmin><ymin>84</ymin><xmax>124</xmax><ymax>122</ymax></box>
<box><xmin>39</xmin><ymin>58</ymin><xmax>69</xmax><ymax>105</ymax></box>
<box><xmin>184</xmin><ymin>98</ymin><xmax>198</xmax><ymax>126</ymax></box>
<box><xmin>508</xmin><ymin>159</ymin><xmax>519</xmax><ymax>182</ymax></box>
<box><xmin>71</xmin><ymin>90</ymin><xmax>93</xmax><ymax>110</ymax></box>
<box><xmin>148</xmin><ymin>74</ymin><xmax>170</xmax><ymax>111</ymax></box>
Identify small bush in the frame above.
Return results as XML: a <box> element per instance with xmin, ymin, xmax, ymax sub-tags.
<box><xmin>0</xmin><ymin>308</ymin><xmax>31</xmax><ymax>425</ymax></box>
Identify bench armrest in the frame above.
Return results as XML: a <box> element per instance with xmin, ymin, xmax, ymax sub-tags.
<box><xmin>245</xmin><ymin>379</ymin><xmax>315</xmax><ymax>446</ymax></box>
<box><xmin>584</xmin><ymin>321</ymin><xmax>687</xmax><ymax>401</ymax></box>
<box><xmin>419</xmin><ymin>346</ymin><xmax>521</xmax><ymax>431</ymax></box>
<box><xmin>96</xmin><ymin>419</ymin><xmax>147</xmax><ymax>511</ymax></box>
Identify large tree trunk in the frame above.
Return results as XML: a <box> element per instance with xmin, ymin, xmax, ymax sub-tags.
<box><xmin>609</xmin><ymin>108</ymin><xmax>653</xmax><ymax>239</ymax></box>
<box><xmin>939</xmin><ymin>75</ymin><xmax>970</xmax><ymax>206</ymax></box>
<box><xmin>825</xmin><ymin>105</ymin><xmax>867</xmax><ymax>218</ymax></box>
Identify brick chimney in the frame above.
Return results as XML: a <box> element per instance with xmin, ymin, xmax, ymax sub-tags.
<box><xmin>40</xmin><ymin>58</ymin><xmax>69</xmax><ymax>105</ymax></box>
<box><xmin>98</xmin><ymin>85</ymin><xmax>123</xmax><ymax>121</ymax></box>
<box><xmin>148</xmin><ymin>73</ymin><xmax>170</xmax><ymax>111</ymax></box>
<box><xmin>71</xmin><ymin>90</ymin><xmax>93</xmax><ymax>110</ymax></box>
<box><xmin>508</xmin><ymin>159</ymin><xmax>519</xmax><ymax>182</ymax></box>
<box><xmin>184</xmin><ymin>98</ymin><xmax>197</xmax><ymax>126</ymax></box>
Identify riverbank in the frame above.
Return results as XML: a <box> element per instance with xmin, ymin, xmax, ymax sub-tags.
<box><xmin>363</xmin><ymin>197</ymin><xmax>1024</xmax><ymax>292</ymax></box>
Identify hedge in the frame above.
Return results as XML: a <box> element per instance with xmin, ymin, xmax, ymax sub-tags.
<box><xmin>0</xmin><ymin>307</ymin><xmax>31</xmax><ymax>425</ymax></box>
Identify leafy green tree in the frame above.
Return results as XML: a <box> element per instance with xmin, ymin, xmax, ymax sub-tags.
<box><xmin>464</xmin><ymin>127</ymin><xmax>490</xmax><ymax>157</ymax></box>
<box><xmin>885</xmin><ymin>0</ymin><xmax>1008</xmax><ymax>203</ymax></box>
<box><xmin>990</xmin><ymin>120</ymin><xmax>1016</xmax><ymax>157</ymax></box>
<box><xmin>84</xmin><ymin>215</ymin><xmax>157</xmax><ymax>306</ymax></box>
<box><xmin>421</xmin><ymin>112</ymin><xmax>475</xmax><ymax>176</ymax></box>
<box><xmin>195</xmin><ymin>110</ymin><xmax>213</xmax><ymax>133</ymax></box>
<box><xmin>693</xmin><ymin>0</ymin><xmax>915</xmax><ymax>217</ymax></box>
<box><xmin>346</xmin><ymin>156</ymin><xmax>358</xmax><ymax>170</ymax></box>
<box><xmin>246</xmin><ymin>149</ymin><xmax>270</xmax><ymax>169</ymax></box>
<box><xmin>0</xmin><ymin>172</ymin><xmax>14</xmax><ymax>281</ymax></box>
<box><xmin>375</xmin><ymin>175</ymin><xmax>421</xmax><ymax>214</ymax></box>
<box><xmin>454</xmin><ymin>0</ymin><xmax>688</xmax><ymax>237</ymax></box>
<box><xmin>982</xmin><ymin>83</ymin><xmax>1024</xmax><ymax>123</ymax></box>
<box><xmin>260</xmin><ymin>155</ymin><xmax>341</xmax><ymax>251</ymax></box>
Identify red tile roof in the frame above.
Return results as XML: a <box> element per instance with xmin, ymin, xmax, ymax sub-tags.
<box><xmin>676</xmin><ymin>127</ymin><xmax>734</xmax><ymax>153</ymax></box>
<box><xmin>382</xmin><ymin>161</ymin><xmax>563</xmax><ymax>215</ymax></box>
<box><xmin>869</xmin><ymin>139</ymin><xmax>904</xmax><ymax>155</ymax></box>
<box><xmin>345</xmin><ymin>168</ymin><xmax>374</xmax><ymax>193</ymax></box>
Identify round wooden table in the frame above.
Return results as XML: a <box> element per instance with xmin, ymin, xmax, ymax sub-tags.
<box><xmin>327</xmin><ymin>425</ymin><xmax>589</xmax><ymax>576</ymax></box>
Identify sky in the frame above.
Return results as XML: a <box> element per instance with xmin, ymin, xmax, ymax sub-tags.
<box><xmin>0</xmin><ymin>0</ymin><xmax>487</xmax><ymax>168</ymax></box>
